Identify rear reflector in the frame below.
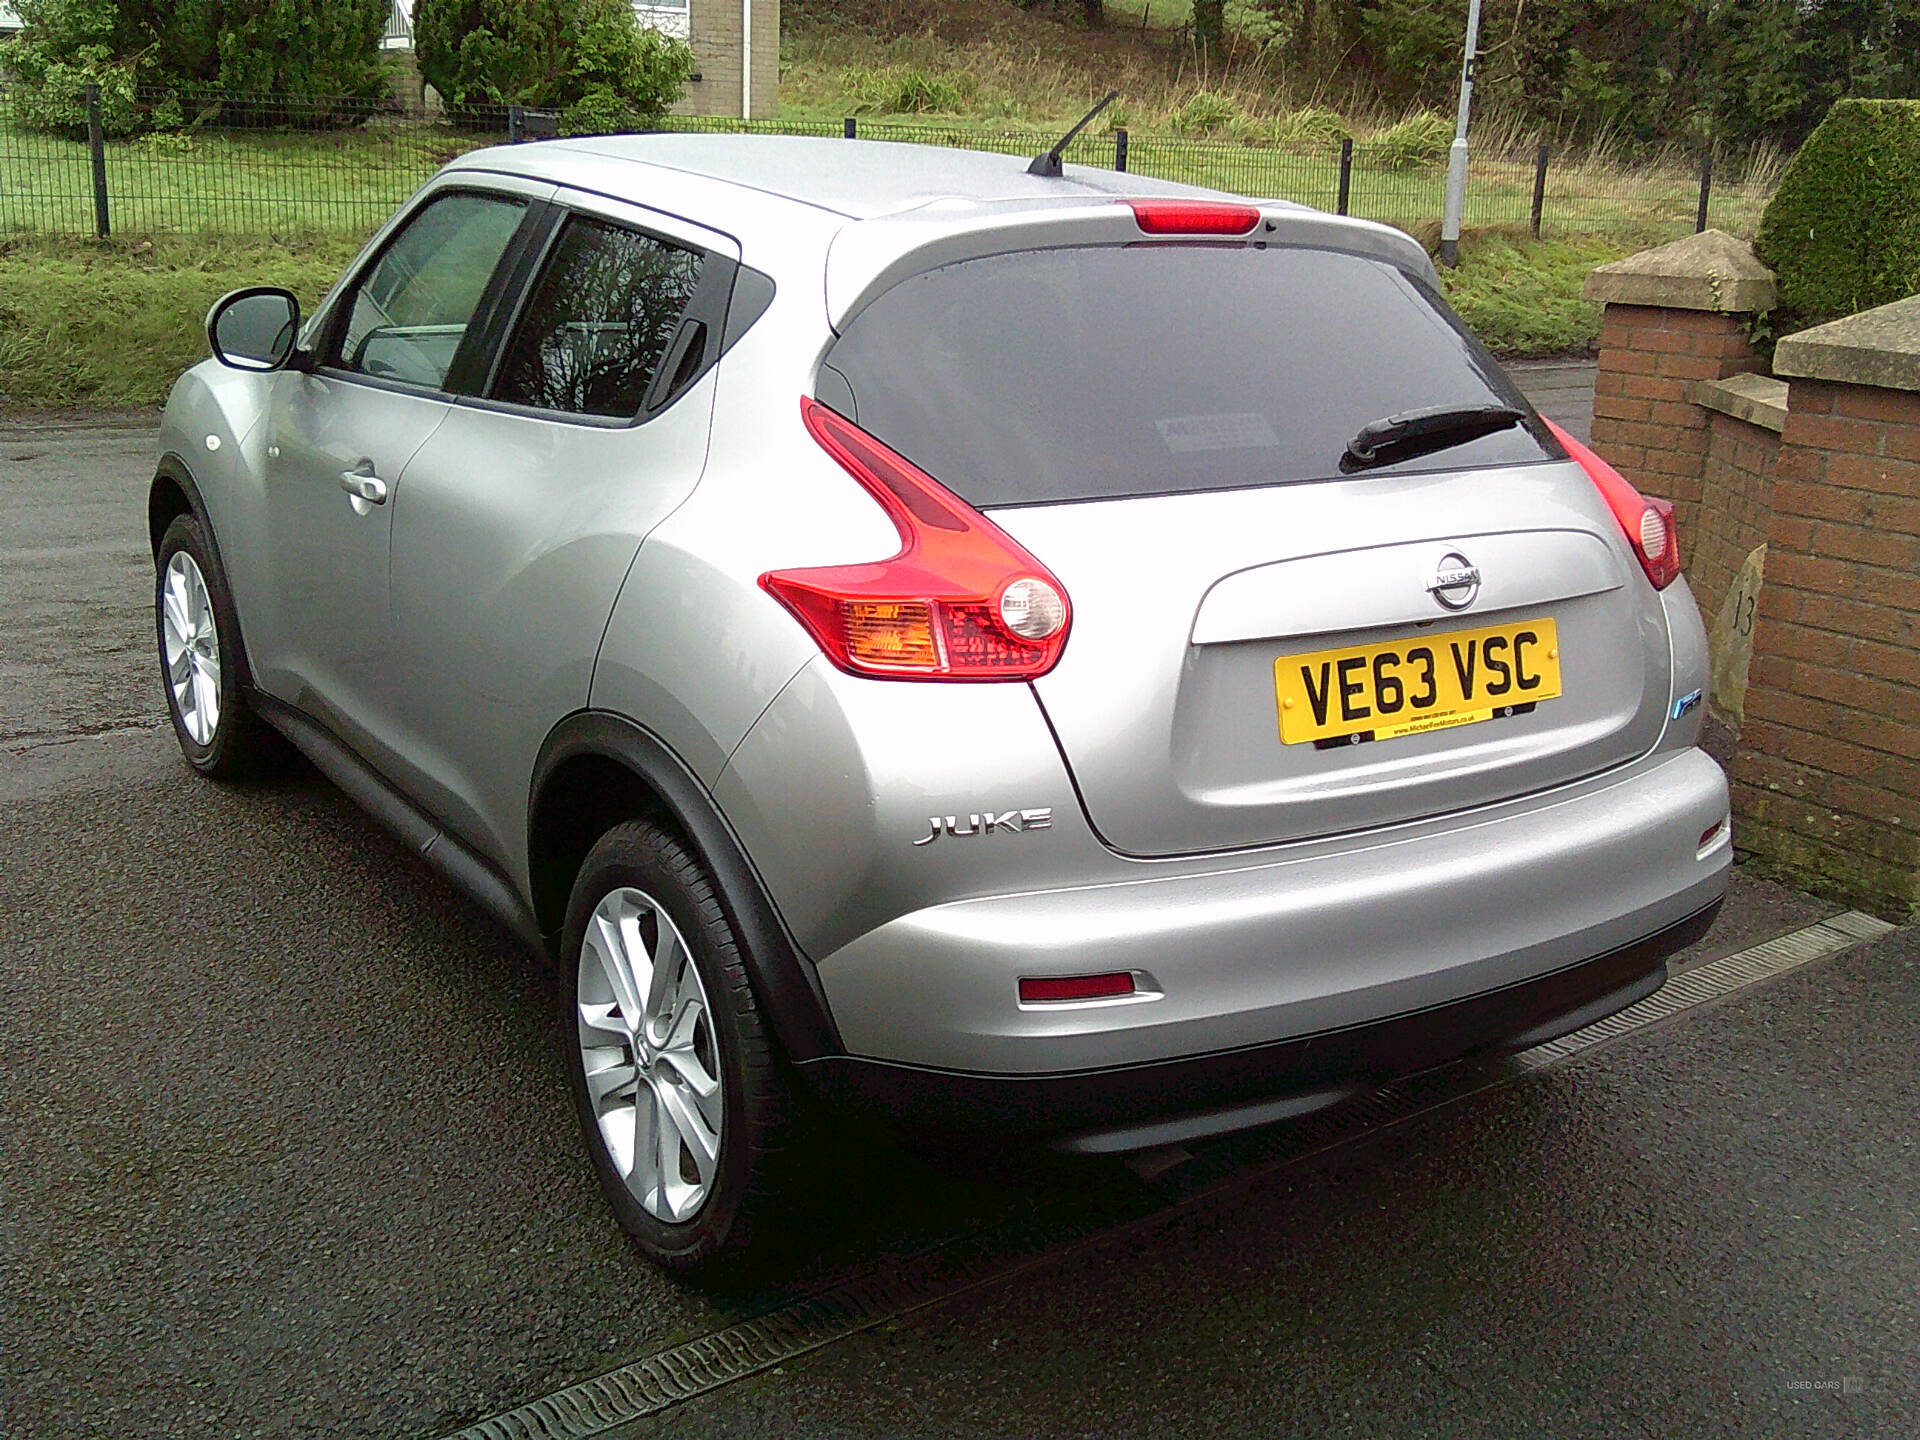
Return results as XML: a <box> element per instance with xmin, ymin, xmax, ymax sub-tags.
<box><xmin>1128</xmin><ymin>200</ymin><xmax>1261</xmax><ymax>235</ymax></box>
<box><xmin>761</xmin><ymin>399</ymin><xmax>1072</xmax><ymax>680</ymax></box>
<box><xmin>1019</xmin><ymin>973</ymin><xmax>1136</xmax><ymax>1003</ymax></box>
<box><xmin>1546</xmin><ymin>419</ymin><xmax>1683</xmax><ymax>590</ymax></box>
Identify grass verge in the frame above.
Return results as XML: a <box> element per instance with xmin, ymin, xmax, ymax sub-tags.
<box><xmin>0</xmin><ymin>233</ymin><xmax>361</xmax><ymax>410</ymax></box>
<box><xmin>1434</xmin><ymin>226</ymin><xmax>1657</xmax><ymax>358</ymax></box>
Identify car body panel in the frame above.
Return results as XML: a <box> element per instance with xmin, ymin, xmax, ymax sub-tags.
<box><xmin>586</xmin><ymin>196</ymin><xmax>875</xmax><ymax>786</ymax></box>
<box><xmin>385</xmin><ymin>373</ymin><xmax>721</xmax><ymax>876</ymax></box>
<box><xmin>372</xmin><ymin>188</ymin><xmax>741</xmax><ymax>876</ymax></box>
<box><xmin>824</xmin><ymin>199</ymin><xmax>1438</xmax><ymax>333</ymax></box>
<box><xmin>994</xmin><ymin>465</ymin><xmax>1674</xmax><ymax>855</ymax></box>
<box><xmin>253</xmin><ymin>376</ymin><xmax>450</xmax><ymax>763</ymax></box>
<box><xmin>808</xmin><ymin>747</ymin><xmax>1730</xmax><ymax>1073</ymax></box>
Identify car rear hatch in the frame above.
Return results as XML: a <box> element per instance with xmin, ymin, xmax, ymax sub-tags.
<box><xmin>819</xmin><ymin>229</ymin><xmax>1672</xmax><ymax>856</ymax></box>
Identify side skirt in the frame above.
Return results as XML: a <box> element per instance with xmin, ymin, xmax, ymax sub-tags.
<box><xmin>249</xmin><ymin>690</ymin><xmax>545</xmax><ymax>954</ymax></box>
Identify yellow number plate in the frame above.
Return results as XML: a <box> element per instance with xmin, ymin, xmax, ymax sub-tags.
<box><xmin>1275</xmin><ymin>618</ymin><xmax>1562</xmax><ymax>746</ymax></box>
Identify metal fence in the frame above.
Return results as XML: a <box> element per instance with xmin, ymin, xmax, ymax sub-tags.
<box><xmin>0</xmin><ymin>85</ymin><xmax>1777</xmax><ymax>246</ymax></box>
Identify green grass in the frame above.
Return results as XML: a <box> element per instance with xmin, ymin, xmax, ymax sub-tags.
<box><xmin>0</xmin><ymin>123</ymin><xmax>483</xmax><ymax>236</ymax></box>
<box><xmin>0</xmin><ymin>233</ymin><xmax>362</xmax><ymax>408</ymax></box>
<box><xmin>1435</xmin><ymin>227</ymin><xmax>1653</xmax><ymax>358</ymax></box>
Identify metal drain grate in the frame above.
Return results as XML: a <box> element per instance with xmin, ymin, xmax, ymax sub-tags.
<box><xmin>441</xmin><ymin>909</ymin><xmax>1895</xmax><ymax>1440</ymax></box>
<box><xmin>1512</xmin><ymin>911</ymin><xmax>1894</xmax><ymax>1072</ymax></box>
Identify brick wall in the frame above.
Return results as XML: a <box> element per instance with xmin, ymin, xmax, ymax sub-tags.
<box><xmin>1729</xmin><ymin>378</ymin><xmax>1920</xmax><ymax>915</ymax></box>
<box><xmin>1688</xmin><ymin>411</ymin><xmax>1779</xmax><ymax>624</ymax></box>
<box><xmin>1591</xmin><ymin>304</ymin><xmax>1766</xmax><ymax>543</ymax></box>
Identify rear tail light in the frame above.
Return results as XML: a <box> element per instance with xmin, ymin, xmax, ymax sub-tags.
<box><xmin>1546</xmin><ymin>419</ymin><xmax>1682</xmax><ymax>590</ymax></box>
<box><xmin>761</xmin><ymin>399</ymin><xmax>1073</xmax><ymax>680</ymax></box>
<box><xmin>1128</xmin><ymin>200</ymin><xmax>1261</xmax><ymax>235</ymax></box>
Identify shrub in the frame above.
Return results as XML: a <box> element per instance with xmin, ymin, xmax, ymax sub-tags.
<box><xmin>1</xmin><ymin>0</ymin><xmax>149</xmax><ymax>137</ymax></box>
<box><xmin>1174</xmin><ymin>91</ymin><xmax>1241</xmax><ymax>139</ymax></box>
<box><xmin>845</xmin><ymin>64</ymin><xmax>974</xmax><ymax>116</ymax></box>
<box><xmin>414</xmin><ymin>0</ymin><xmax>692</xmax><ymax>124</ymax></box>
<box><xmin>1362</xmin><ymin>111</ymin><xmax>1453</xmax><ymax>171</ymax></box>
<box><xmin>3</xmin><ymin>43</ymin><xmax>145</xmax><ymax>138</ymax></box>
<box><xmin>208</xmin><ymin>0</ymin><xmax>392</xmax><ymax>103</ymax></box>
<box><xmin>1272</xmin><ymin>106</ymin><xmax>1352</xmax><ymax>152</ymax></box>
<box><xmin>1754</xmin><ymin>98</ymin><xmax>1920</xmax><ymax>330</ymax></box>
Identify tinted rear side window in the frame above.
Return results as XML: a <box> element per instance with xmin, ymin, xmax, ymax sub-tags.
<box><xmin>821</xmin><ymin>244</ymin><xmax>1555</xmax><ymax>506</ymax></box>
<box><xmin>493</xmin><ymin>215</ymin><xmax>705</xmax><ymax>418</ymax></box>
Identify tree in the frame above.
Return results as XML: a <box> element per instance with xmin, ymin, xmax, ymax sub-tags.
<box><xmin>0</xmin><ymin>0</ymin><xmax>390</xmax><ymax>134</ymax></box>
<box><xmin>413</xmin><ymin>0</ymin><xmax>694</xmax><ymax>127</ymax></box>
<box><xmin>209</xmin><ymin>0</ymin><xmax>393</xmax><ymax>100</ymax></box>
<box><xmin>1192</xmin><ymin>0</ymin><xmax>1226</xmax><ymax>53</ymax></box>
<box><xmin>0</xmin><ymin>0</ymin><xmax>156</xmax><ymax>135</ymax></box>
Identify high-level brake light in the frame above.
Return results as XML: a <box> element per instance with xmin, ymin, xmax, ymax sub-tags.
<box><xmin>761</xmin><ymin>399</ymin><xmax>1073</xmax><ymax>680</ymax></box>
<box><xmin>1128</xmin><ymin>200</ymin><xmax>1262</xmax><ymax>236</ymax></box>
<box><xmin>1546</xmin><ymin>418</ymin><xmax>1682</xmax><ymax>590</ymax></box>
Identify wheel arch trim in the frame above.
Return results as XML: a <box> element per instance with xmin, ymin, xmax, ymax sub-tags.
<box><xmin>149</xmin><ymin>454</ymin><xmax>265</xmax><ymax>693</ymax></box>
<box><xmin>150</xmin><ymin>451</ymin><xmax>213</xmax><ymax>555</ymax></box>
<box><xmin>531</xmin><ymin>711</ymin><xmax>844</xmax><ymax>1063</ymax></box>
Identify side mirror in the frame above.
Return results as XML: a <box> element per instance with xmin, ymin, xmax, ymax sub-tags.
<box><xmin>207</xmin><ymin>287</ymin><xmax>302</xmax><ymax>372</ymax></box>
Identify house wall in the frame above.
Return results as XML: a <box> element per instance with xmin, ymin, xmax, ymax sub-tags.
<box><xmin>676</xmin><ymin>0</ymin><xmax>779</xmax><ymax>120</ymax></box>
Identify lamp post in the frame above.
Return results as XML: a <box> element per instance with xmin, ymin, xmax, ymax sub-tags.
<box><xmin>1439</xmin><ymin>0</ymin><xmax>1484</xmax><ymax>268</ymax></box>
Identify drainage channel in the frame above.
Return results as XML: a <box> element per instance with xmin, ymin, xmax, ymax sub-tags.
<box><xmin>441</xmin><ymin>909</ymin><xmax>1896</xmax><ymax>1440</ymax></box>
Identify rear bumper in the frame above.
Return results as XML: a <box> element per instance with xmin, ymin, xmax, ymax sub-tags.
<box><xmin>810</xmin><ymin>747</ymin><xmax>1731</xmax><ymax>1076</ymax></box>
<box><xmin>800</xmin><ymin>896</ymin><xmax>1719</xmax><ymax>1146</ymax></box>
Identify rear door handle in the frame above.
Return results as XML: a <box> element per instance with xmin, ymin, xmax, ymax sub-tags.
<box><xmin>339</xmin><ymin>469</ymin><xmax>390</xmax><ymax>505</ymax></box>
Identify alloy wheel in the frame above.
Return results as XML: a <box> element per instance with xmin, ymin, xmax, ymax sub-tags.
<box><xmin>577</xmin><ymin>887</ymin><xmax>726</xmax><ymax>1223</ymax></box>
<box><xmin>161</xmin><ymin>550</ymin><xmax>222</xmax><ymax>745</ymax></box>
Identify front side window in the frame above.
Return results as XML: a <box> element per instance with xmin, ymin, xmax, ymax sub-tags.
<box><xmin>492</xmin><ymin>216</ymin><xmax>706</xmax><ymax>419</ymax></box>
<box><xmin>335</xmin><ymin>191</ymin><xmax>529</xmax><ymax>390</ymax></box>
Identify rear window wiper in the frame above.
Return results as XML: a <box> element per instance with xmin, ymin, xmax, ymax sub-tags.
<box><xmin>1340</xmin><ymin>403</ymin><xmax>1525</xmax><ymax>473</ymax></box>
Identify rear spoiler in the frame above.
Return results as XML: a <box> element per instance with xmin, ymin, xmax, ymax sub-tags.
<box><xmin>824</xmin><ymin>201</ymin><xmax>1439</xmax><ymax>332</ymax></box>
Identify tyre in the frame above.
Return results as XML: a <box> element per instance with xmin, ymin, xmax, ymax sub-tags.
<box><xmin>155</xmin><ymin>512</ymin><xmax>290</xmax><ymax>780</ymax></box>
<box><xmin>561</xmin><ymin>819</ymin><xmax>798</xmax><ymax>1277</ymax></box>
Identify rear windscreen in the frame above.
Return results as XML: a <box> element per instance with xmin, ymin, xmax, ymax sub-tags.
<box><xmin>819</xmin><ymin>243</ymin><xmax>1558</xmax><ymax>507</ymax></box>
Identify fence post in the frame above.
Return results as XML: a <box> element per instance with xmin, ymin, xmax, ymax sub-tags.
<box><xmin>843</xmin><ymin>117</ymin><xmax>856</xmax><ymax>139</ymax></box>
<box><xmin>1530</xmin><ymin>141</ymin><xmax>1549</xmax><ymax>240</ymax></box>
<box><xmin>1336</xmin><ymin>138</ymin><xmax>1352</xmax><ymax>216</ymax></box>
<box><xmin>84</xmin><ymin>84</ymin><xmax>110</xmax><ymax>239</ymax></box>
<box><xmin>1696</xmin><ymin>150</ymin><xmax>1713</xmax><ymax>232</ymax></box>
<box><xmin>508</xmin><ymin>104</ymin><xmax>523</xmax><ymax>144</ymax></box>
<box><xmin>1115</xmin><ymin>127</ymin><xmax>1128</xmax><ymax>172</ymax></box>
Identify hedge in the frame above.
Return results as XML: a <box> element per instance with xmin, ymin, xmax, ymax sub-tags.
<box><xmin>1755</xmin><ymin>98</ymin><xmax>1920</xmax><ymax>330</ymax></box>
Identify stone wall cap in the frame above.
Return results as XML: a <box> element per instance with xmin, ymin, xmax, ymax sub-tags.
<box><xmin>1582</xmin><ymin>229</ymin><xmax>1778</xmax><ymax>312</ymax></box>
<box><xmin>1773</xmin><ymin>293</ymin><xmax>1920</xmax><ymax>394</ymax></box>
<box><xmin>1692</xmin><ymin>372</ymin><xmax>1788</xmax><ymax>433</ymax></box>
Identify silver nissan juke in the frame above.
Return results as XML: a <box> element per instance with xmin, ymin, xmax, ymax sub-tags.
<box><xmin>152</xmin><ymin>134</ymin><xmax>1731</xmax><ymax>1275</ymax></box>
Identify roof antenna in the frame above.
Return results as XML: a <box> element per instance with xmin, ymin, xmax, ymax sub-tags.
<box><xmin>1027</xmin><ymin>91</ymin><xmax>1120</xmax><ymax>177</ymax></box>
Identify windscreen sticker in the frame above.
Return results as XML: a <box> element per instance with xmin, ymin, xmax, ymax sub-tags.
<box><xmin>1155</xmin><ymin>412</ymin><xmax>1280</xmax><ymax>454</ymax></box>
